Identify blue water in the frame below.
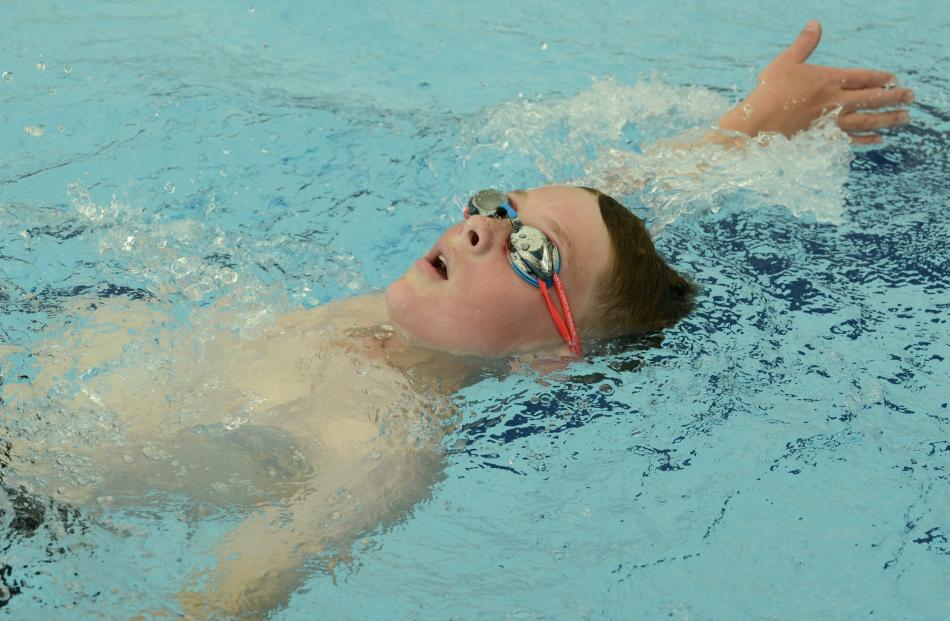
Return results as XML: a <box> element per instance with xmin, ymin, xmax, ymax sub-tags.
<box><xmin>1</xmin><ymin>1</ymin><xmax>948</xmax><ymax>619</ymax></box>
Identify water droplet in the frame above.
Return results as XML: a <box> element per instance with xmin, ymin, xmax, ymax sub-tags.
<box><xmin>2</xmin><ymin>71</ymin><xmax>12</xmax><ymax>81</ymax></box>
<box><xmin>142</xmin><ymin>445</ymin><xmax>169</xmax><ymax>461</ymax></box>
<box><xmin>164</xmin><ymin>182</ymin><xmax>175</xmax><ymax>193</ymax></box>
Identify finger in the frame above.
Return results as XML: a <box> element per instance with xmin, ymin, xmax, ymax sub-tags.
<box><xmin>849</xmin><ymin>134</ymin><xmax>883</xmax><ymax>145</ymax></box>
<box><xmin>827</xmin><ymin>68</ymin><xmax>898</xmax><ymax>90</ymax></box>
<box><xmin>778</xmin><ymin>20</ymin><xmax>822</xmax><ymax>64</ymax></box>
<box><xmin>840</xmin><ymin>87</ymin><xmax>914</xmax><ymax>112</ymax></box>
<box><xmin>839</xmin><ymin>110</ymin><xmax>910</xmax><ymax>133</ymax></box>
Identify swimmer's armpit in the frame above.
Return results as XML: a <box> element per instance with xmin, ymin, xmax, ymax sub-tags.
<box><xmin>717</xmin><ymin>20</ymin><xmax>913</xmax><ymax>144</ymax></box>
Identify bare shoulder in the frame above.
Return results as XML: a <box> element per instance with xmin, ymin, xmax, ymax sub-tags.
<box><xmin>274</xmin><ymin>294</ymin><xmax>390</xmax><ymax>331</ymax></box>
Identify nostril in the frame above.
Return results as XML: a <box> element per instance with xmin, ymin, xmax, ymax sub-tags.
<box><xmin>469</xmin><ymin>231</ymin><xmax>479</xmax><ymax>246</ymax></box>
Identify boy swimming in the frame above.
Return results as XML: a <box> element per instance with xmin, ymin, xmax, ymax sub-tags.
<box><xmin>0</xmin><ymin>21</ymin><xmax>912</xmax><ymax>619</ymax></box>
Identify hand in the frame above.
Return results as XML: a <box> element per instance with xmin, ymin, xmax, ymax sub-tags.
<box><xmin>718</xmin><ymin>20</ymin><xmax>913</xmax><ymax>144</ymax></box>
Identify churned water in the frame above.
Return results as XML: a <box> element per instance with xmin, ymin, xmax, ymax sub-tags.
<box><xmin>1</xmin><ymin>1</ymin><xmax>947</xmax><ymax>619</ymax></box>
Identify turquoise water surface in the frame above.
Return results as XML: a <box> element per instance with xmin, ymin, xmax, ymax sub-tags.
<box><xmin>1</xmin><ymin>1</ymin><xmax>948</xmax><ymax>619</ymax></box>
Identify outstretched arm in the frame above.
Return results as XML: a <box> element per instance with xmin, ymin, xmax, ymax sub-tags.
<box><xmin>177</xmin><ymin>441</ymin><xmax>444</xmax><ymax>620</ymax></box>
<box><xmin>717</xmin><ymin>20</ymin><xmax>913</xmax><ymax>144</ymax></box>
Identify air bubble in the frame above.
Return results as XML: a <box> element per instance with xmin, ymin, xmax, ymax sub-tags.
<box><xmin>540</xmin><ymin>42</ymin><xmax>548</xmax><ymax>50</ymax></box>
<box><xmin>63</xmin><ymin>65</ymin><xmax>72</xmax><ymax>74</ymax></box>
<box><xmin>24</xmin><ymin>125</ymin><xmax>44</xmax><ymax>137</ymax></box>
<box><xmin>598</xmin><ymin>383</ymin><xmax>615</xmax><ymax>396</ymax></box>
<box><xmin>222</xmin><ymin>415</ymin><xmax>248</xmax><ymax>431</ymax></box>
<box><xmin>217</xmin><ymin>267</ymin><xmax>238</xmax><ymax>284</ymax></box>
<box><xmin>2</xmin><ymin>71</ymin><xmax>12</xmax><ymax>81</ymax></box>
<box><xmin>170</xmin><ymin>257</ymin><xmax>193</xmax><ymax>276</ymax></box>
<box><xmin>36</xmin><ymin>62</ymin><xmax>46</xmax><ymax>71</ymax></box>
<box><xmin>164</xmin><ymin>182</ymin><xmax>176</xmax><ymax>193</ymax></box>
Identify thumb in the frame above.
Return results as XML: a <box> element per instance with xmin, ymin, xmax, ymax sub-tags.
<box><xmin>780</xmin><ymin>20</ymin><xmax>822</xmax><ymax>64</ymax></box>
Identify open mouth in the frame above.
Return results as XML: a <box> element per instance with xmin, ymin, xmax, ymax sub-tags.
<box><xmin>428</xmin><ymin>249</ymin><xmax>448</xmax><ymax>280</ymax></box>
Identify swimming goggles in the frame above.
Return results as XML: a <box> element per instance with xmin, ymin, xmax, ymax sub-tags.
<box><xmin>464</xmin><ymin>189</ymin><xmax>582</xmax><ymax>356</ymax></box>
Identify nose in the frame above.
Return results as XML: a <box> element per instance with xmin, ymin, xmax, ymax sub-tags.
<box><xmin>460</xmin><ymin>215</ymin><xmax>509</xmax><ymax>256</ymax></box>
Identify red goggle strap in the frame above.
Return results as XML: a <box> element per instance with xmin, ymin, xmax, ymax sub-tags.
<box><xmin>539</xmin><ymin>276</ymin><xmax>582</xmax><ymax>357</ymax></box>
<box><xmin>553</xmin><ymin>273</ymin><xmax>582</xmax><ymax>356</ymax></box>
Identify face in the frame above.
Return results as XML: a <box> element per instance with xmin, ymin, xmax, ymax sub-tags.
<box><xmin>385</xmin><ymin>185</ymin><xmax>612</xmax><ymax>356</ymax></box>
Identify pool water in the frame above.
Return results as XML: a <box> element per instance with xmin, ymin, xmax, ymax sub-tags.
<box><xmin>1</xmin><ymin>1</ymin><xmax>948</xmax><ymax>619</ymax></box>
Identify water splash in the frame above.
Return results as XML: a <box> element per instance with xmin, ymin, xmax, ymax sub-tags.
<box><xmin>461</xmin><ymin>78</ymin><xmax>854</xmax><ymax>230</ymax></box>
<box><xmin>583</xmin><ymin>113</ymin><xmax>854</xmax><ymax>232</ymax></box>
<box><xmin>459</xmin><ymin>77</ymin><xmax>728</xmax><ymax>181</ymax></box>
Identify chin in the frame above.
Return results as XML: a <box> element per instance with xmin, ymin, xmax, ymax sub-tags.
<box><xmin>384</xmin><ymin>279</ymin><xmax>553</xmax><ymax>357</ymax></box>
<box><xmin>384</xmin><ymin>279</ymin><xmax>412</xmax><ymax>330</ymax></box>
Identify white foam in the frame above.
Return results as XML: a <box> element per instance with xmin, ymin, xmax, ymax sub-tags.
<box><xmin>586</xmin><ymin>114</ymin><xmax>854</xmax><ymax>232</ymax></box>
<box><xmin>461</xmin><ymin>78</ymin><xmax>854</xmax><ymax>230</ymax></box>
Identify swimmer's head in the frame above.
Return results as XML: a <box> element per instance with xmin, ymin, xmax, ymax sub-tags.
<box><xmin>384</xmin><ymin>185</ymin><xmax>696</xmax><ymax>356</ymax></box>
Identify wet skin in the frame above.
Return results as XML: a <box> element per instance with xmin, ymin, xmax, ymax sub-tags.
<box><xmin>385</xmin><ymin>185</ymin><xmax>612</xmax><ymax>356</ymax></box>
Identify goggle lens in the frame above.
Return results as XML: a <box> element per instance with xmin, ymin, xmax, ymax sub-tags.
<box><xmin>464</xmin><ymin>189</ymin><xmax>519</xmax><ymax>220</ymax></box>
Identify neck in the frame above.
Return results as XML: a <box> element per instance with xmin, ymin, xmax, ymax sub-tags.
<box><xmin>322</xmin><ymin>294</ymin><xmax>505</xmax><ymax>395</ymax></box>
